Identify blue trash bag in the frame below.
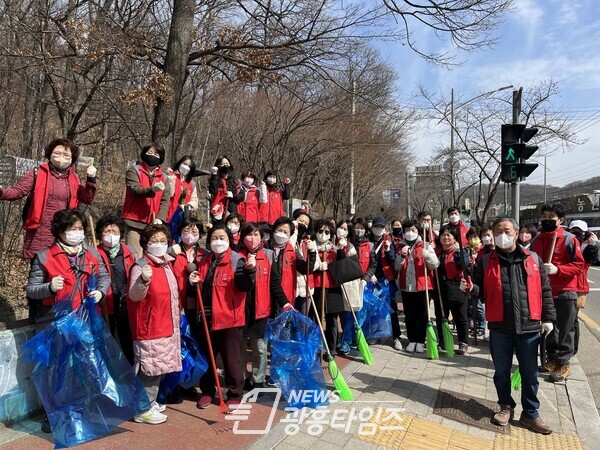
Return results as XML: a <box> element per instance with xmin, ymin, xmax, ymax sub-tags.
<box><xmin>340</xmin><ymin>306</ymin><xmax>367</xmax><ymax>345</ymax></box>
<box><xmin>22</xmin><ymin>299</ymin><xmax>150</xmax><ymax>449</ymax></box>
<box><xmin>157</xmin><ymin>314</ymin><xmax>208</xmax><ymax>403</ymax></box>
<box><xmin>361</xmin><ymin>281</ymin><xmax>393</xmax><ymax>339</ymax></box>
<box><xmin>265</xmin><ymin>310</ymin><xmax>329</xmax><ymax>409</ymax></box>
<box><xmin>169</xmin><ymin>207</ymin><xmax>185</xmax><ymax>244</ymax></box>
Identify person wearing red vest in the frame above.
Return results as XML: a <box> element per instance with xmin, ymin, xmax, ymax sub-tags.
<box><xmin>165</xmin><ymin>155</ymin><xmax>199</xmax><ymax>222</ymax></box>
<box><xmin>447</xmin><ymin>206</ymin><xmax>469</xmax><ymax>246</ymax></box>
<box><xmin>25</xmin><ymin>209</ymin><xmax>110</xmax><ymax>433</ymax></box>
<box><xmin>471</xmin><ymin>216</ymin><xmax>555</xmax><ymax>435</ymax></box>
<box><xmin>96</xmin><ymin>214</ymin><xmax>136</xmax><ymax>364</ymax></box>
<box><xmin>530</xmin><ymin>204</ymin><xmax>585</xmax><ymax>383</ymax></box>
<box><xmin>258</xmin><ymin>171</ymin><xmax>291</xmax><ymax>226</ymax></box>
<box><xmin>189</xmin><ymin>224</ymin><xmax>254</xmax><ymax>410</ymax></box>
<box><xmin>226</xmin><ymin>213</ymin><xmax>244</xmax><ymax>251</ymax></box>
<box><xmin>238</xmin><ymin>170</ymin><xmax>262</xmax><ymax>222</ymax></box>
<box><xmin>437</xmin><ymin>225</ymin><xmax>471</xmax><ymax>355</ymax></box>
<box><xmin>208</xmin><ymin>156</ymin><xmax>243</xmax><ymax>222</ymax></box>
<box><xmin>353</xmin><ymin>219</ymin><xmax>377</xmax><ymax>281</ymax></box>
<box><xmin>391</xmin><ymin>219</ymin><xmax>404</xmax><ymax>250</ymax></box>
<box><xmin>122</xmin><ymin>143</ymin><xmax>172</xmax><ymax>259</ymax></box>
<box><xmin>238</xmin><ymin>222</ymin><xmax>291</xmax><ymax>390</ymax></box>
<box><xmin>128</xmin><ymin>223</ymin><xmax>182</xmax><ymax>425</ymax></box>
<box><xmin>394</xmin><ymin>220</ymin><xmax>439</xmax><ymax>354</ymax></box>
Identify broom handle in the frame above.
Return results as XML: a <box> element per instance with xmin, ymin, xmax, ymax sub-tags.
<box><xmin>340</xmin><ymin>283</ymin><xmax>361</xmax><ymax>327</ymax></box>
<box><xmin>547</xmin><ymin>232</ymin><xmax>558</xmax><ymax>264</ymax></box>
<box><xmin>304</xmin><ymin>244</ymin><xmax>311</xmax><ymax>317</ymax></box>
<box><xmin>307</xmin><ymin>285</ymin><xmax>333</xmax><ymax>357</ymax></box>
<box><xmin>423</xmin><ymin>228</ymin><xmax>431</xmax><ymax>322</ymax></box>
<box><xmin>320</xmin><ymin>252</ymin><xmax>326</xmax><ymax>332</ymax></box>
<box><xmin>87</xmin><ymin>215</ymin><xmax>110</xmax><ymax>325</ymax></box>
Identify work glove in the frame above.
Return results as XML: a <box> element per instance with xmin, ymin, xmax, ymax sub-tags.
<box><xmin>153</xmin><ymin>219</ymin><xmax>162</xmax><ymax>225</ymax></box>
<box><xmin>86</xmin><ymin>165</ymin><xmax>97</xmax><ymax>178</ymax></box>
<box><xmin>189</xmin><ymin>271</ymin><xmax>200</xmax><ymax>285</ymax></box>
<box><xmin>401</xmin><ymin>246</ymin><xmax>409</xmax><ymax>256</ymax></box>
<box><xmin>543</xmin><ymin>263</ymin><xmax>558</xmax><ymax>275</ymax></box>
<box><xmin>541</xmin><ymin>322</ymin><xmax>554</xmax><ymax>335</ymax></box>
<box><xmin>337</xmin><ymin>237</ymin><xmax>347</xmax><ymax>248</ymax></box>
<box><xmin>211</xmin><ymin>166</ymin><xmax>218</xmax><ymax>175</ymax></box>
<box><xmin>171</xmin><ymin>243</ymin><xmax>181</xmax><ymax>256</ymax></box>
<box><xmin>589</xmin><ymin>234</ymin><xmax>598</xmax><ymax>245</ymax></box>
<box><xmin>88</xmin><ymin>290</ymin><xmax>103</xmax><ymax>303</ymax></box>
<box><xmin>320</xmin><ymin>261</ymin><xmax>328</xmax><ymax>271</ymax></box>
<box><xmin>245</xmin><ymin>253</ymin><xmax>257</xmax><ymax>270</ymax></box>
<box><xmin>384</xmin><ymin>240</ymin><xmax>391</xmax><ymax>252</ymax></box>
<box><xmin>421</xmin><ymin>248</ymin><xmax>429</xmax><ymax>257</ymax></box>
<box><xmin>152</xmin><ymin>181</ymin><xmax>165</xmax><ymax>192</ymax></box>
<box><xmin>226</xmin><ymin>190</ymin><xmax>234</xmax><ymax>198</ymax></box>
<box><xmin>306</xmin><ymin>239</ymin><xmax>317</xmax><ymax>252</ymax></box>
<box><xmin>283</xmin><ymin>303</ymin><xmax>295</xmax><ymax>311</ymax></box>
<box><xmin>50</xmin><ymin>276</ymin><xmax>64</xmax><ymax>292</ymax></box>
<box><xmin>141</xmin><ymin>265</ymin><xmax>153</xmax><ymax>282</ymax></box>
<box><xmin>453</xmin><ymin>242</ymin><xmax>460</xmax><ymax>252</ymax></box>
<box><xmin>459</xmin><ymin>277</ymin><xmax>473</xmax><ymax>292</ymax></box>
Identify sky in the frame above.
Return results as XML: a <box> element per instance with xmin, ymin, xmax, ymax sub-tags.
<box><xmin>377</xmin><ymin>0</ymin><xmax>600</xmax><ymax>190</ymax></box>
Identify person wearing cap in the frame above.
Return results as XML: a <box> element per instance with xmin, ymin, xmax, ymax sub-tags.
<box><xmin>568</xmin><ymin>219</ymin><xmax>598</xmax><ymax>355</ymax></box>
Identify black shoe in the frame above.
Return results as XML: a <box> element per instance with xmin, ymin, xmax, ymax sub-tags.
<box><xmin>244</xmin><ymin>377</ymin><xmax>255</xmax><ymax>391</ymax></box>
<box><xmin>41</xmin><ymin>415</ymin><xmax>51</xmax><ymax>433</ymax></box>
<box><xmin>265</xmin><ymin>376</ymin><xmax>277</xmax><ymax>387</ymax></box>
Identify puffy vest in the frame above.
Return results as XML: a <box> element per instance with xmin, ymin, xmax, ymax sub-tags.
<box><xmin>240</xmin><ymin>248</ymin><xmax>273</xmax><ymax>319</ymax></box>
<box><xmin>313</xmin><ymin>248</ymin><xmax>338</xmax><ymax>289</ymax></box>
<box><xmin>167</xmin><ymin>176</ymin><xmax>194</xmax><ymax>222</ymax></box>
<box><xmin>210</xmin><ymin>176</ymin><xmax>228</xmax><ymax>209</ymax></box>
<box><xmin>357</xmin><ymin>241</ymin><xmax>373</xmax><ymax>274</ymax></box>
<box><xmin>127</xmin><ymin>257</ymin><xmax>175</xmax><ymax>340</ymax></box>
<box><xmin>259</xmin><ymin>188</ymin><xmax>284</xmax><ymax>225</ymax></box>
<box><xmin>483</xmin><ymin>250</ymin><xmax>542</xmax><ymax>322</ymax></box>
<box><xmin>238</xmin><ymin>186</ymin><xmax>260</xmax><ymax>222</ymax></box>
<box><xmin>98</xmin><ymin>244</ymin><xmax>135</xmax><ymax>314</ymax></box>
<box><xmin>397</xmin><ymin>241</ymin><xmax>435</xmax><ymax>291</ymax></box>
<box><xmin>37</xmin><ymin>244</ymin><xmax>101</xmax><ymax>309</ymax></box>
<box><xmin>122</xmin><ymin>164</ymin><xmax>165</xmax><ymax>224</ymax></box>
<box><xmin>196</xmin><ymin>249</ymin><xmax>246</xmax><ymax>331</ymax></box>
<box><xmin>24</xmin><ymin>163</ymin><xmax>80</xmax><ymax>230</ymax></box>
<box><xmin>173</xmin><ymin>247</ymin><xmax>209</xmax><ymax>309</ymax></box>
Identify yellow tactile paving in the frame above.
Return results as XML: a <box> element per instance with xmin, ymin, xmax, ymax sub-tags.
<box><xmin>358</xmin><ymin>411</ymin><xmax>583</xmax><ymax>450</ymax></box>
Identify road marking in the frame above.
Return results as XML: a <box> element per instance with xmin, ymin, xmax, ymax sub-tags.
<box><xmin>589</xmin><ymin>266</ymin><xmax>600</xmax><ymax>271</ymax></box>
<box><xmin>579</xmin><ymin>310</ymin><xmax>600</xmax><ymax>331</ymax></box>
<box><xmin>588</xmin><ymin>288</ymin><xmax>600</xmax><ymax>291</ymax></box>
<box><xmin>588</xmin><ymin>279</ymin><xmax>596</xmax><ymax>284</ymax></box>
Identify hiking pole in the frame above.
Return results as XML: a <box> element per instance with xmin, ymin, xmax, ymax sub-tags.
<box><xmin>340</xmin><ymin>284</ymin><xmax>373</xmax><ymax>365</ymax></box>
<box><xmin>87</xmin><ymin>215</ymin><xmax>110</xmax><ymax>325</ymax></box>
<box><xmin>423</xmin><ymin>228</ymin><xmax>439</xmax><ymax>360</ymax></box>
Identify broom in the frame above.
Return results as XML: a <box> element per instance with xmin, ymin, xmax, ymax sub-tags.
<box><xmin>307</xmin><ymin>287</ymin><xmax>353</xmax><ymax>401</ymax></box>
<box><xmin>511</xmin><ymin>368</ymin><xmax>522</xmax><ymax>390</ymax></box>
<box><xmin>423</xmin><ymin>229</ymin><xmax>439</xmax><ymax>360</ymax></box>
<box><xmin>430</xmin><ymin>228</ymin><xmax>454</xmax><ymax>358</ymax></box>
<box><xmin>340</xmin><ymin>284</ymin><xmax>373</xmax><ymax>365</ymax></box>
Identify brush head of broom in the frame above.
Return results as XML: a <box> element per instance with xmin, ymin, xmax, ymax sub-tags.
<box><xmin>426</xmin><ymin>322</ymin><xmax>439</xmax><ymax>360</ymax></box>
<box><xmin>327</xmin><ymin>358</ymin><xmax>353</xmax><ymax>401</ymax></box>
<box><xmin>442</xmin><ymin>320</ymin><xmax>455</xmax><ymax>358</ymax></box>
<box><xmin>511</xmin><ymin>368</ymin><xmax>522</xmax><ymax>390</ymax></box>
<box><xmin>356</xmin><ymin>328</ymin><xmax>373</xmax><ymax>366</ymax></box>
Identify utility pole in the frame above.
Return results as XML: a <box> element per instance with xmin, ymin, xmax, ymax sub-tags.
<box><xmin>406</xmin><ymin>172</ymin><xmax>412</xmax><ymax>219</ymax></box>
<box><xmin>543</xmin><ymin>155</ymin><xmax>547</xmax><ymax>203</ymax></box>
<box><xmin>450</xmin><ymin>88</ymin><xmax>455</xmax><ymax>204</ymax></box>
<box><xmin>348</xmin><ymin>80</ymin><xmax>356</xmax><ymax>217</ymax></box>
<box><xmin>510</xmin><ymin>88</ymin><xmax>522</xmax><ymax>223</ymax></box>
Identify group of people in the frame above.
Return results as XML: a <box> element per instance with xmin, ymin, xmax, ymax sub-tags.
<box><xmin>0</xmin><ymin>139</ymin><xmax>597</xmax><ymax>438</ymax></box>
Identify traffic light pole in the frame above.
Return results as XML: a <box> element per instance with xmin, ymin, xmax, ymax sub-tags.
<box><xmin>510</xmin><ymin>88</ymin><xmax>522</xmax><ymax>223</ymax></box>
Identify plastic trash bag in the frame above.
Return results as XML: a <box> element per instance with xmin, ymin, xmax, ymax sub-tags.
<box><xmin>361</xmin><ymin>281</ymin><xmax>393</xmax><ymax>339</ymax></box>
<box><xmin>169</xmin><ymin>207</ymin><xmax>185</xmax><ymax>244</ymax></box>
<box><xmin>265</xmin><ymin>310</ymin><xmax>328</xmax><ymax>409</ymax></box>
<box><xmin>157</xmin><ymin>314</ymin><xmax>208</xmax><ymax>403</ymax></box>
<box><xmin>22</xmin><ymin>299</ymin><xmax>150</xmax><ymax>449</ymax></box>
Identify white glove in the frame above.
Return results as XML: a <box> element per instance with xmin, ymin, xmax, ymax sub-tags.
<box><xmin>88</xmin><ymin>290</ymin><xmax>102</xmax><ymax>303</ymax></box>
<box><xmin>189</xmin><ymin>271</ymin><xmax>200</xmax><ymax>285</ymax></box>
<box><xmin>453</xmin><ymin>242</ymin><xmax>460</xmax><ymax>252</ymax></box>
<box><xmin>226</xmin><ymin>190</ymin><xmax>234</xmax><ymax>199</ymax></box>
<box><xmin>459</xmin><ymin>278</ymin><xmax>473</xmax><ymax>292</ymax></box>
<box><xmin>371</xmin><ymin>275</ymin><xmax>378</xmax><ymax>283</ymax></box>
<box><xmin>543</xmin><ymin>263</ymin><xmax>558</xmax><ymax>275</ymax></box>
<box><xmin>211</xmin><ymin>166</ymin><xmax>218</xmax><ymax>175</ymax></box>
<box><xmin>589</xmin><ymin>234</ymin><xmax>598</xmax><ymax>245</ymax></box>
<box><xmin>245</xmin><ymin>254</ymin><xmax>257</xmax><ymax>269</ymax></box>
<box><xmin>141</xmin><ymin>264</ymin><xmax>153</xmax><ymax>282</ymax></box>
<box><xmin>306</xmin><ymin>239</ymin><xmax>317</xmax><ymax>252</ymax></box>
<box><xmin>541</xmin><ymin>322</ymin><xmax>554</xmax><ymax>335</ymax></box>
<box><xmin>152</xmin><ymin>181</ymin><xmax>165</xmax><ymax>192</ymax></box>
<box><xmin>421</xmin><ymin>248</ymin><xmax>429</xmax><ymax>257</ymax></box>
<box><xmin>50</xmin><ymin>276</ymin><xmax>64</xmax><ymax>292</ymax></box>
<box><xmin>384</xmin><ymin>240</ymin><xmax>391</xmax><ymax>252</ymax></box>
<box><xmin>283</xmin><ymin>303</ymin><xmax>295</xmax><ymax>311</ymax></box>
<box><xmin>401</xmin><ymin>246</ymin><xmax>409</xmax><ymax>256</ymax></box>
<box><xmin>86</xmin><ymin>165</ymin><xmax>97</xmax><ymax>178</ymax></box>
<box><xmin>320</xmin><ymin>261</ymin><xmax>328</xmax><ymax>271</ymax></box>
<box><xmin>153</xmin><ymin>219</ymin><xmax>162</xmax><ymax>225</ymax></box>
<box><xmin>171</xmin><ymin>243</ymin><xmax>181</xmax><ymax>256</ymax></box>
<box><xmin>337</xmin><ymin>237</ymin><xmax>347</xmax><ymax>248</ymax></box>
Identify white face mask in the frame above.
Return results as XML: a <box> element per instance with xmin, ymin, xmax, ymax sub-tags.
<box><xmin>372</xmin><ymin>227</ymin><xmax>385</xmax><ymax>237</ymax></box>
<box><xmin>273</xmin><ymin>231</ymin><xmax>290</xmax><ymax>246</ymax></box>
<box><xmin>449</xmin><ymin>215</ymin><xmax>460</xmax><ymax>224</ymax></box>
<box><xmin>336</xmin><ymin>228</ymin><xmax>348</xmax><ymax>239</ymax></box>
<box><xmin>179</xmin><ymin>163</ymin><xmax>191</xmax><ymax>177</ymax></box>
<box><xmin>494</xmin><ymin>233</ymin><xmax>515</xmax><ymax>250</ymax></box>
<box><xmin>51</xmin><ymin>155</ymin><xmax>72</xmax><ymax>170</ymax></box>
<box><xmin>211</xmin><ymin>239</ymin><xmax>229</xmax><ymax>254</ymax></box>
<box><xmin>102</xmin><ymin>234</ymin><xmax>120</xmax><ymax>248</ymax></box>
<box><xmin>227</xmin><ymin>223</ymin><xmax>240</xmax><ymax>234</ymax></box>
<box><xmin>64</xmin><ymin>230</ymin><xmax>85</xmax><ymax>246</ymax></box>
<box><xmin>356</xmin><ymin>229</ymin><xmax>366</xmax><ymax>238</ymax></box>
<box><xmin>482</xmin><ymin>236</ymin><xmax>493</xmax><ymax>245</ymax></box>
<box><xmin>316</xmin><ymin>231</ymin><xmax>330</xmax><ymax>243</ymax></box>
<box><xmin>147</xmin><ymin>243</ymin><xmax>168</xmax><ymax>257</ymax></box>
<box><xmin>404</xmin><ymin>231</ymin><xmax>418</xmax><ymax>242</ymax></box>
<box><xmin>243</xmin><ymin>177</ymin><xmax>254</xmax><ymax>187</ymax></box>
<box><xmin>267</xmin><ymin>176</ymin><xmax>277</xmax><ymax>185</ymax></box>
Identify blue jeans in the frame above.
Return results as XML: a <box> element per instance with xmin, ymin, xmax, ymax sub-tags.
<box><xmin>489</xmin><ymin>329</ymin><xmax>540</xmax><ymax>419</ymax></box>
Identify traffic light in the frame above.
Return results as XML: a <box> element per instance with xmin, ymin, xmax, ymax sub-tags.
<box><xmin>501</xmin><ymin>124</ymin><xmax>539</xmax><ymax>182</ymax></box>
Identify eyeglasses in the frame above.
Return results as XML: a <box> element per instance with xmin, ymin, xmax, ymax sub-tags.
<box><xmin>148</xmin><ymin>240</ymin><xmax>168</xmax><ymax>245</ymax></box>
<box><xmin>52</xmin><ymin>152</ymin><xmax>72</xmax><ymax>158</ymax></box>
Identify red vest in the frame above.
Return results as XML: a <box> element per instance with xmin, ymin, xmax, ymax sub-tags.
<box><xmin>240</xmin><ymin>248</ymin><xmax>272</xmax><ymax>319</ymax></box>
<box><xmin>173</xmin><ymin>247</ymin><xmax>209</xmax><ymax>309</ymax></box>
<box><xmin>24</xmin><ymin>164</ymin><xmax>80</xmax><ymax>230</ymax></box>
<box><xmin>378</xmin><ymin>237</ymin><xmax>396</xmax><ymax>281</ymax></box>
<box><xmin>313</xmin><ymin>248</ymin><xmax>337</xmax><ymax>289</ymax></box>
<box><xmin>238</xmin><ymin>186</ymin><xmax>260</xmax><ymax>222</ymax></box>
<box><xmin>167</xmin><ymin>177</ymin><xmax>193</xmax><ymax>222</ymax></box>
<box><xmin>38</xmin><ymin>244</ymin><xmax>101</xmax><ymax>309</ymax></box>
<box><xmin>441</xmin><ymin>249</ymin><xmax>463</xmax><ymax>281</ymax></box>
<box><xmin>484</xmin><ymin>250</ymin><xmax>542</xmax><ymax>322</ymax></box>
<box><xmin>196</xmin><ymin>249</ymin><xmax>246</xmax><ymax>331</ymax></box>
<box><xmin>122</xmin><ymin>164</ymin><xmax>165</xmax><ymax>224</ymax></box>
<box><xmin>210</xmin><ymin>177</ymin><xmax>228</xmax><ymax>209</ymax></box>
<box><xmin>397</xmin><ymin>241</ymin><xmax>435</xmax><ymax>291</ymax></box>
<box><xmin>127</xmin><ymin>257</ymin><xmax>175</xmax><ymax>340</ymax></box>
<box><xmin>259</xmin><ymin>189</ymin><xmax>284</xmax><ymax>225</ymax></box>
<box><xmin>98</xmin><ymin>245</ymin><xmax>135</xmax><ymax>314</ymax></box>
<box><xmin>278</xmin><ymin>243</ymin><xmax>298</xmax><ymax>304</ymax></box>
<box><xmin>357</xmin><ymin>241</ymin><xmax>373</xmax><ymax>274</ymax></box>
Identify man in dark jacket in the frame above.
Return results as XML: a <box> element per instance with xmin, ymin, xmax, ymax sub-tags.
<box><xmin>469</xmin><ymin>217</ymin><xmax>556</xmax><ymax>435</ymax></box>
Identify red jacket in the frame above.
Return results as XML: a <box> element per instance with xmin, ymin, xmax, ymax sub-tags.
<box><xmin>397</xmin><ymin>241</ymin><xmax>435</xmax><ymax>291</ymax></box>
<box><xmin>98</xmin><ymin>244</ymin><xmax>135</xmax><ymax>314</ymax></box>
<box><xmin>484</xmin><ymin>250</ymin><xmax>542</xmax><ymax>322</ymax></box>
<box><xmin>238</xmin><ymin>186</ymin><xmax>260</xmax><ymax>222</ymax></box>
<box><xmin>378</xmin><ymin>236</ymin><xmax>396</xmax><ymax>281</ymax></box>
<box><xmin>128</xmin><ymin>257</ymin><xmax>175</xmax><ymax>340</ymax></box>
<box><xmin>167</xmin><ymin>177</ymin><xmax>194</xmax><ymax>222</ymax></box>
<box><xmin>239</xmin><ymin>248</ymin><xmax>272</xmax><ymax>319</ymax></box>
<box><xmin>259</xmin><ymin>188</ymin><xmax>285</xmax><ymax>225</ymax></box>
<box><xmin>530</xmin><ymin>227</ymin><xmax>584</xmax><ymax>297</ymax></box>
<box><xmin>197</xmin><ymin>249</ymin><xmax>246</xmax><ymax>331</ymax></box>
<box><xmin>576</xmin><ymin>262</ymin><xmax>591</xmax><ymax>294</ymax></box>
<box><xmin>122</xmin><ymin>164</ymin><xmax>165</xmax><ymax>224</ymax></box>
<box><xmin>313</xmin><ymin>247</ymin><xmax>338</xmax><ymax>289</ymax></box>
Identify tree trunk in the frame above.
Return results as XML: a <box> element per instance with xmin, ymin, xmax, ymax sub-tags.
<box><xmin>152</xmin><ymin>0</ymin><xmax>195</xmax><ymax>164</ymax></box>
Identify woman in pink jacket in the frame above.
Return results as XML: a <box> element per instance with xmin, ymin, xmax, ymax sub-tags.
<box><xmin>128</xmin><ymin>223</ymin><xmax>182</xmax><ymax>425</ymax></box>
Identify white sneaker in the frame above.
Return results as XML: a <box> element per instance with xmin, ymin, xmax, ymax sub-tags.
<box><xmin>393</xmin><ymin>338</ymin><xmax>403</xmax><ymax>351</ymax></box>
<box><xmin>134</xmin><ymin>405</ymin><xmax>167</xmax><ymax>424</ymax></box>
<box><xmin>152</xmin><ymin>401</ymin><xmax>166</xmax><ymax>413</ymax></box>
<box><xmin>415</xmin><ymin>343</ymin><xmax>425</xmax><ymax>353</ymax></box>
<box><xmin>405</xmin><ymin>342</ymin><xmax>417</xmax><ymax>353</ymax></box>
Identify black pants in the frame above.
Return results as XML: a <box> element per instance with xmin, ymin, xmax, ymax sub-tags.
<box><xmin>574</xmin><ymin>307</ymin><xmax>580</xmax><ymax>356</ymax></box>
<box><xmin>547</xmin><ymin>298</ymin><xmax>577</xmax><ymax>365</ymax></box>
<box><xmin>388</xmin><ymin>281</ymin><xmax>401</xmax><ymax>339</ymax></box>
<box><xmin>448</xmin><ymin>298</ymin><xmax>469</xmax><ymax>344</ymax></box>
<box><xmin>109</xmin><ymin>305</ymin><xmax>134</xmax><ymax>365</ymax></box>
<box><xmin>198</xmin><ymin>325</ymin><xmax>244</xmax><ymax>399</ymax></box>
<box><xmin>402</xmin><ymin>291</ymin><xmax>429</xmax><ymax>344</ymax></box>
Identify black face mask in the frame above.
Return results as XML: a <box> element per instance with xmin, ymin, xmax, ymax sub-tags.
<box><xmin>540</xmin><ymin>219</ymin><xmax>558</xmax><ymax>232</ymax></box>
<box><xmin>572</xmin><ymin>232</ymin><xmax>585</xmax><ymax>242</ymax></box>
<box><xmin>219</xmin><ymin>165</ymin><xmax>231</xmax><ymax>175</ymax></box>
<box><xmin>392</xmin><ymin>228</ymin><xmax>402</xmax><ymax>237</ymax></box>
<box><xmin>297</xmin><ymin>223</ymin><xmax>308</xmax><ymax>239</ymax></box>
<box><xmin>142</xmin><ymin>153</ymin><xmax>161</xmax><ymax>167</ymax></box>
